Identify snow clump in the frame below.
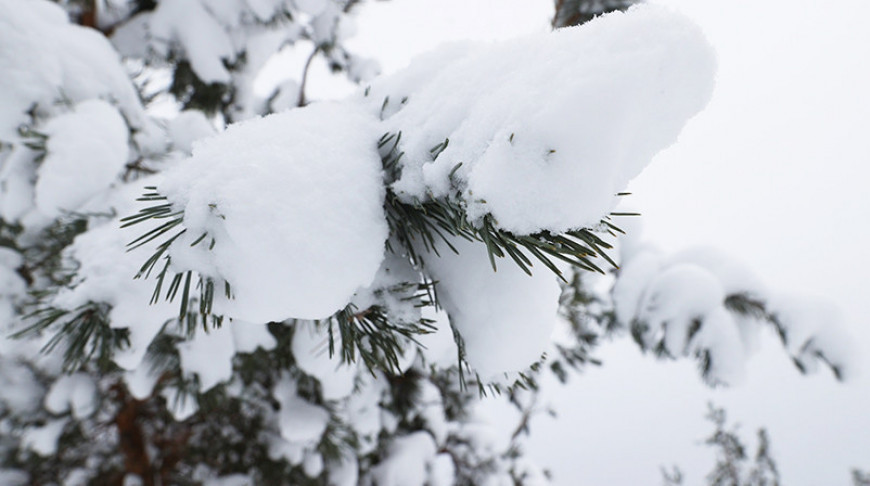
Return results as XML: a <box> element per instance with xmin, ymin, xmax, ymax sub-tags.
<box><xmin>161</xmin><ymin>101</ymin><xmax>388</xmax><ymax>323</ymax></box>
<box><xmin>368</xmin><ymin>4</ymin><xmax>717</xmax><ymax>235</ymax></box>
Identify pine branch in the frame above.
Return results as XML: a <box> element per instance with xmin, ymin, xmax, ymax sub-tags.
<box><xmin>14</xmin><ymin>302</ymin><xmax>129</xmax><ymax>372</ymax></box>
<box><xmin>317</xmin><ymin>281</ymin><xmax>438</xmax><ymax>375</ymax></box>
<box><xmin>122</xmin><ymin>187</ymin><xmax>230</xmax><ymax>327</ymax></box>
<box><xmin>379</xmin><ymin>131</ymin><xmax>623</xmax><ymax>281</ymax></box>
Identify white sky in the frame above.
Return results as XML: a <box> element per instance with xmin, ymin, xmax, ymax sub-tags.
<box><xmin>302</xmin><ymin>1</ymin><xmax>870</xmax><ymax>483</ymax></box>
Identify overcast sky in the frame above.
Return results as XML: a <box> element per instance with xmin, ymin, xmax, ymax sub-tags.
<box><xmin>327</xmin><ymin>1</ymin><xmax>870</xmax><ymax>483</ymax></box>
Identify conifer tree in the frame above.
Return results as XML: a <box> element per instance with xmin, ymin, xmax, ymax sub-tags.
<box><xmin>0</xmin><ymin>1</ymin><xmax>854</xmax><ymax>485</ymax></box>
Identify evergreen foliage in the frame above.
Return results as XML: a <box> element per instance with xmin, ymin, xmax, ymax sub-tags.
<box><xmin>0</xmin><ymin>1</ymin><xmax>854</xmax><ymax>485</ymax></box>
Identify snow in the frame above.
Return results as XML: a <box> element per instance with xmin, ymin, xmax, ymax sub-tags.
<box><xmin>35</xmin><ymin>100</ymin><xmax>130</xmax><ymax>217</ymax></box>
<box><xmin>43</xmin><ymin>373</ymin><xmax>98</xmax><ymax>420</ymax></box>
<box><xmin>0</xmin><ymin>0</ymin><xmax>144</xmax><ymax>141</ymax></box>
<box><xmin>273</xmin><ymin>375</ymin><xmax>330</xmax><ymax>444</ymax></box>
<box><xmin>370</xmin><ymin>431</ymin><xmax>438</xmax><ymax>486</ymax></box>
<box><xmin>636</xmin><ymin>263</ymin><xmax>726</xmax><ymax>354</ymax></box>
<box><xmin>291</xmin><ymin>322</ymin><xmax>359</xmax><ymax>401</ymax></box>
<box><xmin>0</xmin><ymin>471</ymin><xmax>28</xmax><ymax>486</ymax></box>
<box><xmin>178</xmin><ymin>324</ymin><xmax>236</xmax><ymax>392</ymax></box>
<box><xmin>229</xmin><ymin>319</ymin><xmax>277</xmax><ymax>353</ymax></box>
<box><xmin>340</xmin><ymin>373</ymin><xmax>386</xmax><ymax>454</ymax></box>
<box><xmin>21</xmin><ymin>418</ymin><xmax>68</xmax><ymax>456</ymax></box>
<box><xmin>161</xmin><ymin>387</ymin><xmax>198</xmax><ymax>421</ymax></box>
<box><xmin>203</xmin><ymin>474</ymin><xmax>253</xmax><ymax>486</ymax></box>
<box><xmin>124</xmin><ymin>364</ymin><xmax>160</xmax><ymax>401</ymax></box>
<box><xmin>294</xmin><ymin>0</ymin><xmax>328</xmax><ymax>17</ymax></box>
<box><xmin>178</xmin><ymin>318</ymin><xmax>277</xmax><ymax>393</ymax></box>
<box><xmin>0</xmin><ymin>358</ymin><xmax>43</xmax><ymax>416</ymax></box>
<box><xmin>53</xmin><ymin>192</ymin><xmax>178</xmax><ymax>370</ymax></box>
<box><xmin>367</xmin><ymin>4</ymin><xmax>716</xmax><ymax>234</ymax></box>
<box><xmin>612</xmin><ymin>232</ymin><xmax>858</xmax><ymax>384</ymax></box>
<box><xmin>303</xmin><ymin>451</ymin><xmax>325</xmax><ymax>478</ymax></box>
<box><xmin>429</xmin><ymin>454</ymin><xmax>456</xmax><ymax>486</ymax></box>
<box><xmin>327</xmin><ymin>453</ymin><xmax>359</xmax><ymax>486</ymax></box>
<box><xmin>167</xmin><ymin>110</ymin><xmax>217</xmax><ymax>155</ymax></box>
<box><xmin>767</xmin><ymin>294</ymin><xmax>857</xmax><ymax>380</ymax></box>
<box><xmin>161</xmin><ymin>101</ymin><xmax>388</xmax><ymax>323</ymax></box>
<box><xmin>149</xmin><ymin>0</ymin><xmax>236</xmax><ymax>84</ymax></box>
<box><xmin>425</xmin><ymin>237</ymin><xmax>561</xmax><ymax>378</ymax></box>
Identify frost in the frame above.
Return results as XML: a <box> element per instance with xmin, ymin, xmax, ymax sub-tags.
<box><xmin>369</xmin><ymin>5</ymin><xmax>716</xmax><ymax>234</ymax></box>
<box><xmin>162</xmin><ymin>102</ymin><xmax>388</xmax><ymax>323</ymax></box>
<box><xmin>35</xmin><ymin>100</ymin><xmax>129</xmax><ymax>217</ymax></box>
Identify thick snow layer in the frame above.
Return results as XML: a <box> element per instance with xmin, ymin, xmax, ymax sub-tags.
<box><xmin>367</xmin><ymin>4</ymin><xmax>716</xmax><ymax>234</ymax></box>
<box><xmin>167</xmin><ymin>110</ymin><xmax>217</xmax><ymax>155</ymax></box>
<box><xmin>0</xmin><ymin>0</ymin><xmax>144</xmax><ymax>141</ymax></box>
<box><xmin>149</xmin><ymin>0</ymin><xmax>236</xmax><ymax>84</ymax></box>
<box><xmin>614</xmin><ymin>234</ymin><xmax>857</xmax><ymax>383</ymax></box>
<box><xmin>54</xmin><ymin>199</ymin><xmax>178</xmax><ymax>371</ymax></box>
<box><xmin>161</xmin><ymin>102</ymin><xmax>387</xmax><ymax>322</ymax></box>
<box><xmin>291</xmin><ymin>322</ymin><xmax>359</xmax><ymax>401</ymax></box>
<box><xmin>425</xmin><ymin>238</ymin><xmax>561</xmax><ymax>378</ymax></box>
<box><xmin>35</xmin><ymin>100</ymin><xmax>130</xmax><ymax>217</ymax></box>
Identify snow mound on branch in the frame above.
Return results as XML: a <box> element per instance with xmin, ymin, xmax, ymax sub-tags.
<box><xmin>292</xmin><ymin>322</ymin><xmax>359</xmax><ymax>401</ymax></box>
<box><xmin>43</xmin><ymin>373</ymin><xmax>98</xmax><ymax>420</ymax></box>
<box><xmin>370</xmin><ymin>431</ymin><xmax>438</xmax><ymax>486</ymax></box>
<box><xmin>614</xmin><ymin>241</ymin><xmax>856</xmax><ymax>384</ymax></box>
<box><xmin>149</xmin><ymin>0</ymin><xmax>237</xmax><ymax>84</ymax></box>
<box><xmin>425</xmin><ymin>237</ymin><xmax>561</xmax><ymax>379</ymax></box>
<box><xmin>767</xmin><ymin>294</ymin><xmax>857</xmax><ymax>380</ymax></box>
<box><xmin>368</xmin><ymin>4</ymin><xmax>716</xmax><ymax>234</ymax></box>
<box><xmin>35</xmin><ymin>100</ymin><xmax>129</xmax><ymax>217</ymax></box>
<box><xmin>0</xmin><ymin>0</ymin><xmax>145</xmax><ymax>141</ymax></box>
<box><xmin>162</xmin><ymin>101</ymin><xmax>388</xmax><ymax>323</ymax></box>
